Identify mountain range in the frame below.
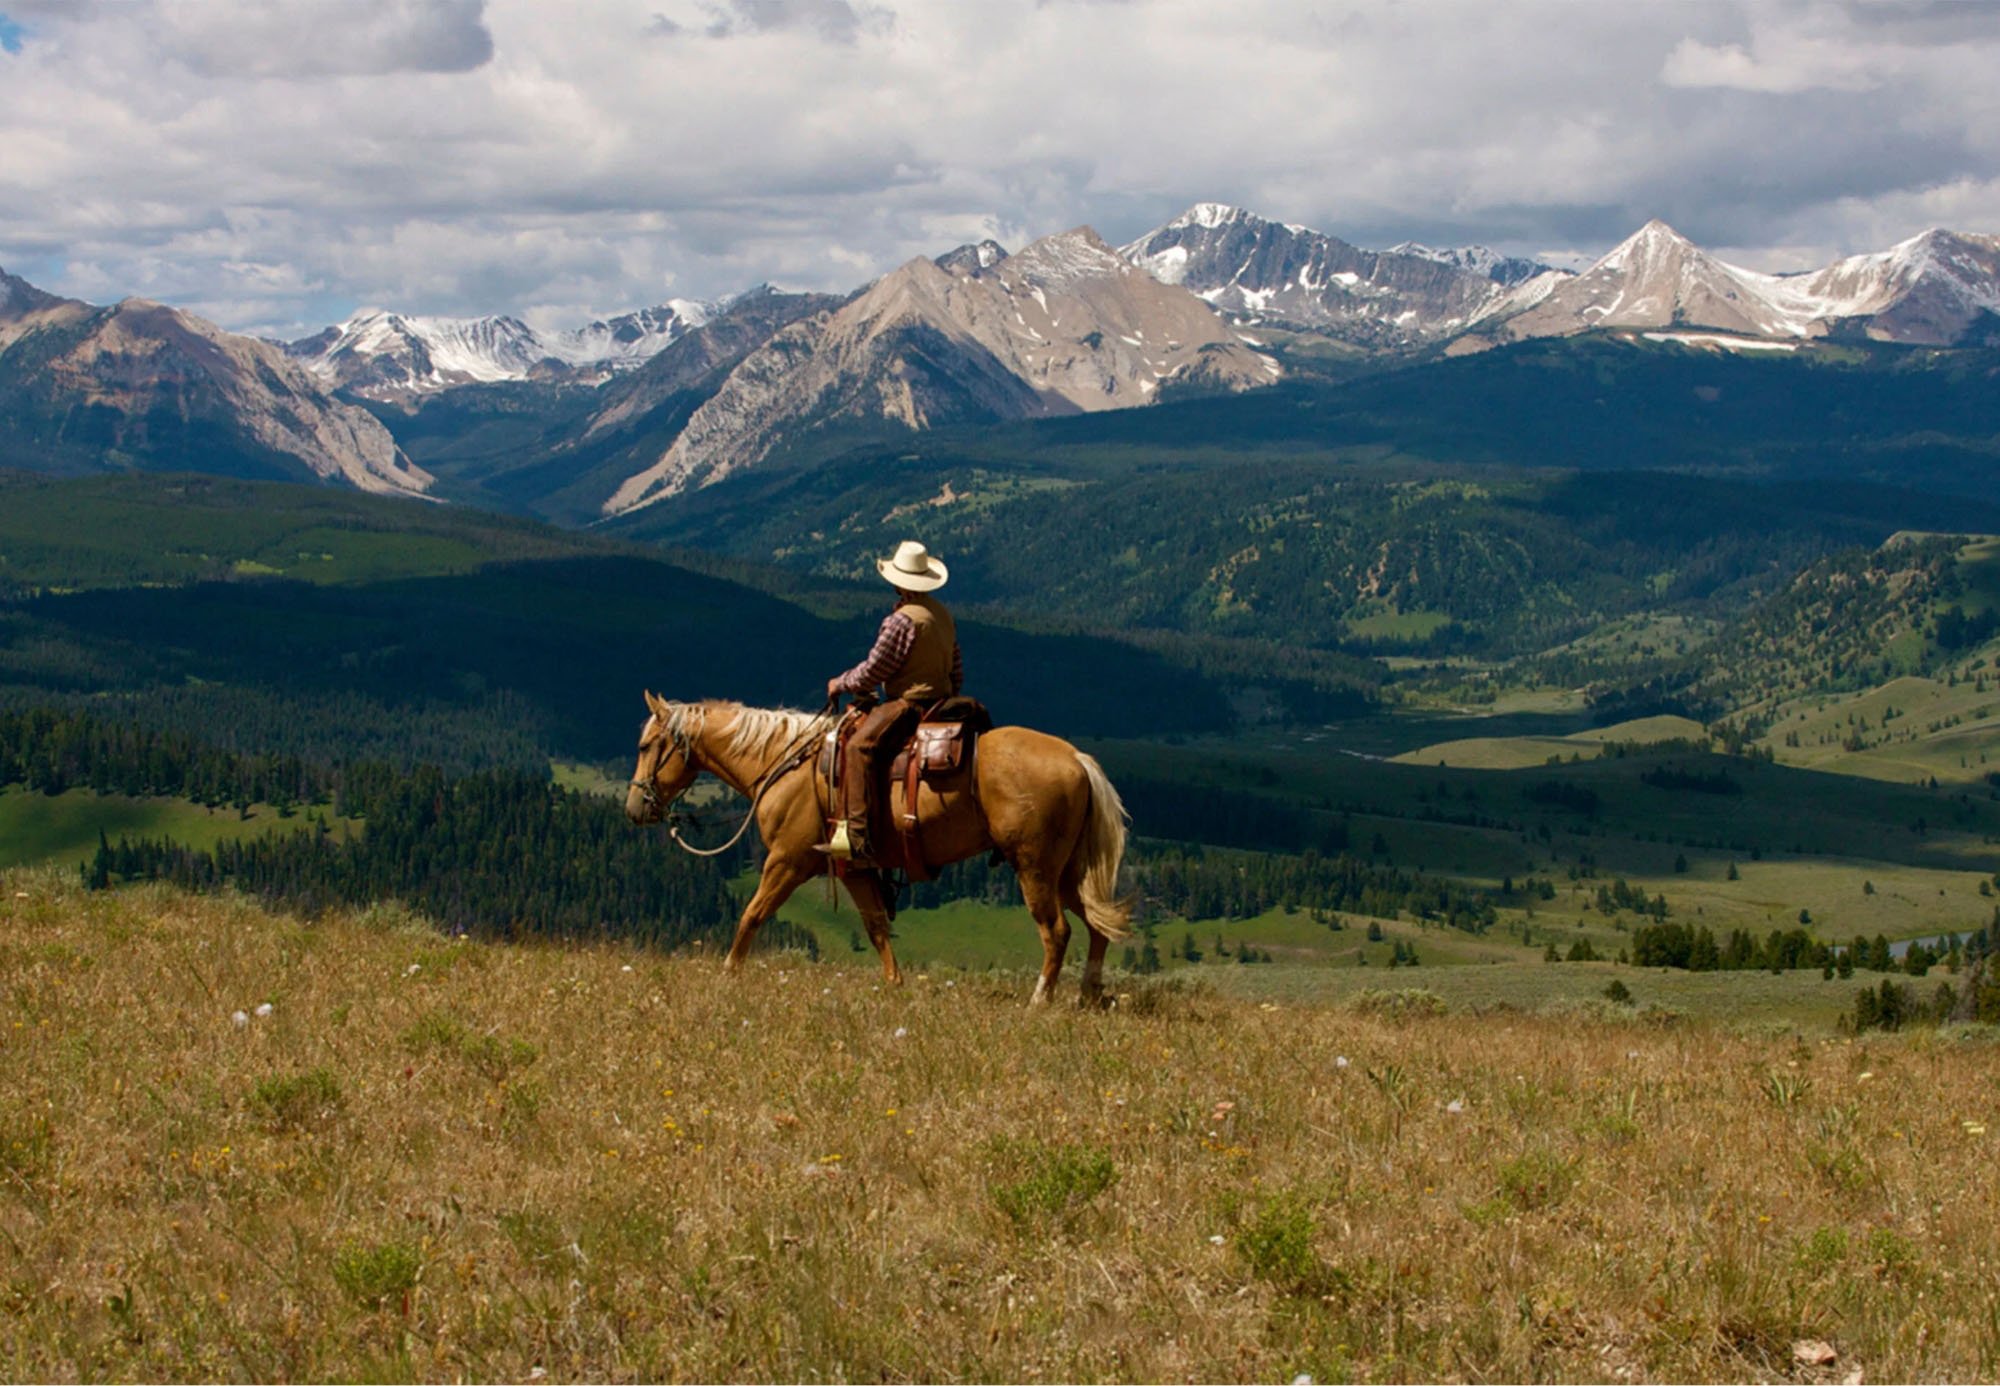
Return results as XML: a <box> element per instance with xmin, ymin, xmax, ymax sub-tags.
<box><xmin>3</xmin><ymin>204</ymin><xmax>1998</xmax><ymax>515</ymax></box>
<box><xmin>0</xmin><ymin>268</ymin><xmax>431</xmax><ymax>497</ymax></box>
<box><xmin>1459</xmin><ymin>218</ymin><xmax>2000</xmax><ymax>351</ymax></box>
<box><xmin>286</xmin><ymin>299</ymin><xmax>712</xmax><ymax>399</ymax></box>
<box><xmin>601</xmin><ymin>226</ymin><xmax>1278</xmax><ymax>514</ymax></box>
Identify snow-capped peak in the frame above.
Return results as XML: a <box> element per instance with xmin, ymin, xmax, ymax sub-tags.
<box><xmin>1594</xmin><ymin>219</ymin><xmax>1699</xmax><ymax>274</ymax></box>
<box><xmin>1387</xmin><ymin>242</ymin><xmax>1554</xmax><ymax>286</ymax></box>
<box><xmin>1173</xmin><ymin>202</ymin><xmax>1254</xmax><ymax>231</ymax></box>
<box><xmin>544</xmin><ymin>300</ymin><xmax>709</xmax><ymax>368</ymax></box>
<box><xmin>1007</xmin><ymin>226</ymin><xmax>1127</xmax><ymax>286</ymax></box>
<box><xmin>934</xmin><ymin>240</ymin><xmax>1010</xmax><ymax>277</ymax></box>
<box><xmin>288</xmin><ymin>297</ymin><xmax>714</xmax><ymax>398</ymax></box>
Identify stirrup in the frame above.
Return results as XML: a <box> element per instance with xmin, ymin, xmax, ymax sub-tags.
<box><xmin>816</xmin><ymin>821</ymin><xmax>855</xmax><ymax>860</ymax></box>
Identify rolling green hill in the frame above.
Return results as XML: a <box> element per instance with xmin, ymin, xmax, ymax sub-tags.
<box><xmin>0</xmin><ymin>474</ymin><xmax>1264</xmax><ymax>771</ymax></box>
<box><xmin>0</xmin><ymin>785</ymin><xmax>347</xmax><ymax>869</ymax></box>
<box><xmin>620</xmin><ymin>454</ymin><xmax>2000</xmax><ymax>663</ymax></box>
<box><xmin>6</xmin><ymin>471</ymin><xmax>1998</xmax><ymax>998</ymax></box>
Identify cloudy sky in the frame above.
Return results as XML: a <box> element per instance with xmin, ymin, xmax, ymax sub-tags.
<box><xmin>2</xmin><ymin>0</ymin><xmax>1997</xmax><ymax>337</ymax></box>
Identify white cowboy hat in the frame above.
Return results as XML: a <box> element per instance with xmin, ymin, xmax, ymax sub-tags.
<box><xmin>877</xmin><ymin>539</ymin><xmax>949</xmax><ymax>592</ymax></box>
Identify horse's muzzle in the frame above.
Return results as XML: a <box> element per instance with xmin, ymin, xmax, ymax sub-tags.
<box><xmin>625</xmin><ymin>780</ymin><xmax>662</xmax><ymax>825</ymax></box>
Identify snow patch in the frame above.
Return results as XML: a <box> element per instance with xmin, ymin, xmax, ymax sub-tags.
<box><xmin>1138</xmin><ymin>244</ymin><xmax>1190</xmax><ymax>285</ymax></box>
<box><xmin>1640</xmin><ymin>332</ymin><xmax>1799</xmax><ymax>352</ymax></box>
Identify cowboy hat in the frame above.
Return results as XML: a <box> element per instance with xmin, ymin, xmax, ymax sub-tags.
<box><xmin>877</xmin><ymin>539</ymin><xmax>949</xmax><ymax>592</ymax></box>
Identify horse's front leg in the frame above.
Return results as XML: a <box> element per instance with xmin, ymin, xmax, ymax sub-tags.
<box><xmin>842</xmin><ymin>871</ymin><xmax>903</xmax><ymax>986</ymax></box>
<box><xmin>724</xmin><ymin>856</ymin><xmax>816</xmax><ymax>971</ymax></box>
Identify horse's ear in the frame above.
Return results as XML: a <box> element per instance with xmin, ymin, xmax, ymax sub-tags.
<box><xmin>645</xmin><ymin>690</ymin><xmax>668</xmax><ymax>716</ymax></box>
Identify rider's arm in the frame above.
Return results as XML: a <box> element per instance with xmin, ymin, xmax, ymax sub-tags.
<box><xmin>833</xmin><ymin>610</ymin><xmax>916</xmax><ymax>695</ymax></box>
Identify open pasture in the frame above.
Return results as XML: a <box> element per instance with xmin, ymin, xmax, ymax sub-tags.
<box><xmin>0</xmin><ymin>786</ymin><xmax>341</xmax><ymax>871</ymax></box>
<box><xmin>1754</xmin><ymin>672</ymin><xmax>2000</xmax><ymax>785</ymax></box>
<box><xmin>4</xmin><ymin>872</ymin><xmax>1998</xmax><ymax>1382</ymax></box>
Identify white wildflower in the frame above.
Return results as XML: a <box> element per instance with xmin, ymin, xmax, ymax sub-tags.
<box><xmin>254</xmin><ymin>1002</ymin><xmax>273</xmax><ymax>1018</ymax></box>
<box><xmin>230</xmin><ymin>1010</ymin><xmax>248</xmax><ymax>1028</ymax></box>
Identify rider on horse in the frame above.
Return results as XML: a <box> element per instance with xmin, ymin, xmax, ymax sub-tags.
<box><xmin>821</xmin><ymin>539</ymin><xmax>962</xmax><ymax>864</ymax></box>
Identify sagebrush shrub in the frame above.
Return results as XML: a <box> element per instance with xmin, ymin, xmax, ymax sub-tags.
<box><xmin>1498</xmin><ymin>1149</ymin><xmax>1578</xmax><ymax>1211</ymax></box>
<box><xmin>988</xmin><ymin>1139</ymin><xmax>1117</xmax><ymax>1229</ymax></box>
<box><xmin>250</xmin><ymin>1068</ymin><xmax>341</xmax><ymax>1130</ymax></box>
<box><xmin>1234</xmin><ymin>1193</ymin><xmax>1344</xmax><ymax>1297</ymax></box>
<box><xmin>332</xmin><ymin>1238</ymin><xmax>421</xmax><ymax>1309</ymax></box>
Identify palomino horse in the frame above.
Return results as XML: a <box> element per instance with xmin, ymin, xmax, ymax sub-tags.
<box><xmin>625</xmin><ymin>694</ymin><xmax>1132</xmax><ymax>1005</ymax></box>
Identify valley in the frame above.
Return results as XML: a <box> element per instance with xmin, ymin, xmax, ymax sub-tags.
<box><xmin>4</xmin><ymin>472</ymin><xmax>1997</xmax><ymax>1036</ymax></box>
<box><xmin>6</xmin><ymin>202</ymin><xmax>2000</xmax><ymax>1037</ymax></box>
<box><xmin>14</xmin><ymin>13</ymin><xmax>2000</xmax><ymax>1379</ymax></box>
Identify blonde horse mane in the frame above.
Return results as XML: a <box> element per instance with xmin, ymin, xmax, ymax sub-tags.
<box><xmin>655</xmin><ymin>700</ymin><xmax>820</xmax><ymax>771</ymax></box>
<box><xmin>717</xmin><ymin>703</ymin><xmax>822</xmax><ymax>766</ymax></box>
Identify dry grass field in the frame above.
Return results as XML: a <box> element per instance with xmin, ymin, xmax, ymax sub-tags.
<box><xmin>4</xmin><ymin>867</ymin><xmax>1999</xmax><ymax>1382</ymax></box>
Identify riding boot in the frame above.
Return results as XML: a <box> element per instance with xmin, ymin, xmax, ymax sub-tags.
<box><xmin>820</xmin><ymin>700</ymin><xmax>913</xmax><ymax>866</ymax></box>
<box><xmin>816</xmin><ymin>776</ymin><xmax>875</xmax><ymax>862</ymax></box>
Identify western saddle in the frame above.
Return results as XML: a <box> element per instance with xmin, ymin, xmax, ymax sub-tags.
<box><xmin>817</xmin><ymin>695</ymin><xmax>991</xmax><ymax>880</ymax></box>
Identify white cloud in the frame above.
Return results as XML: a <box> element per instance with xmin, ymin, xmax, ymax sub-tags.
<box><xmin>0</xmin><ymin>0</ymin><xmax>1996</xmax><ymax>336</ymax></box>
<box><xmin>1659</xmin><ymin>37</ymin><xmax>1879</xmax><ymax>94</ymax></box>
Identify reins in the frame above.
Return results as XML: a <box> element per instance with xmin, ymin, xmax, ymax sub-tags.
<box><xmin>641</xmin><ymin>704</ymin><xmax>837</xmax><ymax>858</ymax></box>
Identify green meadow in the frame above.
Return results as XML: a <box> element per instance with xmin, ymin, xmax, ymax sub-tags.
<box><xmin>0</xmin><ymin>786</ymin><xmax>348</xmax><ymax>870</ymax></box>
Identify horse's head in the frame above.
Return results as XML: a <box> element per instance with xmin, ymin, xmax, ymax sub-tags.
<box><xmin>626</xmin><ymin>690</ymin><xmax>701</xmax><ymax>824</ymax></box>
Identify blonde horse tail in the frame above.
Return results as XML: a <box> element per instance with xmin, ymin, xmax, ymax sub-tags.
<box><xmin>1071</xmin><ymin>752</ymin><xmax>1134</xmax><ymax>941</ymax></box>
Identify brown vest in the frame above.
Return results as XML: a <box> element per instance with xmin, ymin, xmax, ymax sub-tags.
<box><xmin>886</xmin><ymin>594</ymin><xmax>956</xmax><ymax>704</ymax></box>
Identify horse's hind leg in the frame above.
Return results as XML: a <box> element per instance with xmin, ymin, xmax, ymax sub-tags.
<box><xmin>1020</xmin><ymin>864</ymin><xmax>1071</xmax><ymax>1005</ymax></box>
<box><xmin>1065</xmin><ymin>881</ymin><xmax>1111</xmax><ymax>1009</ymax></box>
<box><xmin>842</xmin><ymin>871</ymin><xmax>903</xmax><ymax>986</ymax></box>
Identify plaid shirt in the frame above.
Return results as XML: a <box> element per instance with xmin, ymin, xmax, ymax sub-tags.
<box><xmin>836</xmin><ymin>609</ymin><xmax>963</xmax><ymax>696</ymax></box>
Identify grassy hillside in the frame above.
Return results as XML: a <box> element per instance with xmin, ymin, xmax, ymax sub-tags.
<box><xmin>623</xmin><ymin>449</ymin><xmax>2000</xmax><ymax>664</ymax></box>
<box><xmin>0</xmin><ymin>475</ymin><xmax>1260</xmax><ymax>766</ymax></box>
<box><xmin>0</xmin><ymin>785</ymin><xmax>346</xmax><ymax>870</ymax></box>
<box><xmin>4</xmin><ymin>873</ymin><xmax>1995</xmax><ymax>1382</ymax></box>
<box><xmin>1391</xmin><ymin>713</ymin><xmax>1709</xmax><ymax>769</ymax></box>
<box><xmin>0</xmin><ymin>472</ymin><xmax>624</xmax><ymax>595</ymax></box>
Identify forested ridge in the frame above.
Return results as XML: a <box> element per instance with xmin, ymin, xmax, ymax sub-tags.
<box><xmin>635</xmin><ymin>454</ymin><xmax>2000</xmax><ymax>661</ymax></box>
<box><xmin>6</xmin><ymin>705</ymin><xmax>1528</xmax><ymax>953</ymax></box>
<box><xmin>2</xmin><ymin>706</ymin><xmax>785</xmax><ymax>953</ymax></box>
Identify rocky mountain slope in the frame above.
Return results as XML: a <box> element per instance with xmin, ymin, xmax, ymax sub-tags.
<box><xmin>1119</xmin><ymin>203</ymin><xmax>1527</xmax><ymax>349</ymax></box>
<box><xmin>1120</xmin><ymin>207</ymin><xmax>2000</xmax><ymax>353</ymax></box>
<box><xmin>402</xmin><ymin>285</ymin><xmax>848</xmax><ymax>523</ymax></box>
<box><xmin>0</xmin><ymin>268</ymin><xmax>431</xmax><ymax>497</ymax></box>
<box><xmin>1386</xmin><ymin>241</ymin><xmax>1551</xmax><ymax>287</ymax></box>
<box><xmin>288</xmin><ymin>299</ymin><xmax>710</xmax><ymax>400</ymax></box>
<box><xmin>601</xmin><ymin>227</ymin><xmax>1278</xmax><ymax>515</ymax></box>
<box><xmin>1461</xmin><ymin>221</ymin><xmax>2000</xmax><ymax>350</ymax></box>
<box><xmin>11</xmin><ymin>206</ymin><xmax>2000</xmax><ymax>514</ymax></box>
<box><xmin>574</xmin><ymin>286</ymin><xmax>841</xmax><ymax>445</ymax></box>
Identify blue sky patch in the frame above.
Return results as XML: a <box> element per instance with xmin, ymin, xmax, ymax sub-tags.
<box><xmin>0</xmin><ymin>13</ymin><xmax>25</xmax><ymax>54</ymax></box>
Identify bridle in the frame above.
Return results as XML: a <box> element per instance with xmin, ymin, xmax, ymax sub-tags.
<box><xmin>633</xmin><ymin>704</ymin><xmax>839</xmax><ymax>858</ymax></box>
